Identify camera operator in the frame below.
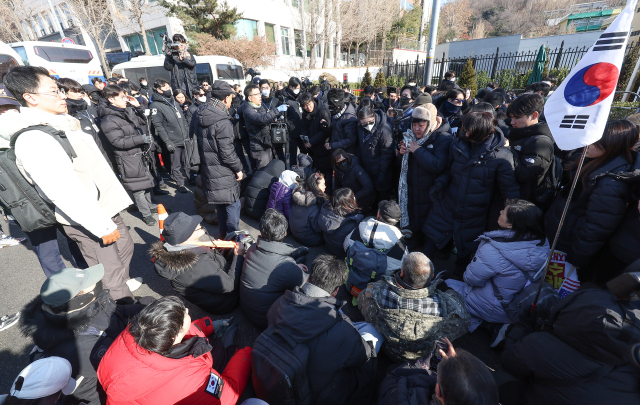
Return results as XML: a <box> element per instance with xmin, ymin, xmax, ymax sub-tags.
<box><xmin>388</xmin><ymin>85</ymin><xmax>419</xmax><ymax>135</ymax></box>
<box><xmin>300</xmin><ymin>92</ymin><xmax>333</xmax><ymax>194</ymax></box>
<box><xmin>325</xmin><ymin>87</ymin><xmax>358</xmax><ymax>154</ymax></box>
<box><xmin>280</xmin><ymin>77</ymin><xmax>306</xmax><ymax>167</ymax></box>
<box><xmin>163</xmin><ymin>33</ymin><xmax>198</xmax><ymax>98</ymax></box>
<box><xmin>243</xmin><ymin>84</ymin><xmax>288</xmax><ymax>169</ymax></box>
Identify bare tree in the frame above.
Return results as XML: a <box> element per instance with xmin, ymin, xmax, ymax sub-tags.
<box><xmin>333</xmin><ymin>0</ymin><xmax>341</xmax><ymax>67</ymax></box>
<box><xmin>322</xmin><ymin>0</ymin><xmax>332</xmax><ymax>69</ymax></box>
<box><xmin>114</xmin><ymin>0</ymin><xmax>163</xmax><ymax>56</ymax></box>
<box><xmin>0</xmin><ymin>0</ymin><xmax>42</xmax><ymax>43</ymax></box>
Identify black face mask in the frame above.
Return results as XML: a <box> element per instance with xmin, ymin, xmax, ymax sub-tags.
<box><xmin>161</xmin><ymin>89</ymin><xmax>173</xmax><ymax>98</ymax></box>
<box><xmin>65</xmin><ymin>98</ymin><xmax>87</xmax><ymax>114</ymax></box>
<box><xmin>89</xmin><ymin>92</ymin><xmax>102</xmax><ymax>104</ymax></box>
<box><xmin>399</xmin><ymin>96</ymin><xmax>411</xmax><ymax>107</ymax></box>
<box><xmin>336</xmin><ymin>161</ymin><xmax>348</xmax><ymax>171</ymax></box>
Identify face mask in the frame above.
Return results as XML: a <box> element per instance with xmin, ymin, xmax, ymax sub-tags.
<box><xmin>293</xmin><ymin>88</ymin><xmax>300</xmax><ymax>95</ymax></box>
<box><xmin>140</xmin><ymin>81</ymin><xmax>147</xmax><ymax>87</ymax></box>
<box><xmin>336</xmin><ymin>161</ymin><xmax>348</xmax><ymax>171</ymax></box>
<box><xmin>444</xmin><ymin>100</ymin><xmax>462</xmax><ymax>115</ymax></box>
<box><xmin>399</xmin><ymin>96</ymin><xmax>411</xmax><ymax>107</ymax></box>
<box><xmin>161</xmin><ymin>89</ymin><xmax>173</xmax><ymax>98</ymax></box>
<box><xmin>197</xmin><ymin>96</ymin><xmax>207</xmax><ymax>103</ymax></box>
<box><xmin>261</xmin><ymin>89</ymin><xmax>270</xmax><ymax>97</ymax></box>
<box><xmin>408</xmin><ymin>82</ymin><xmax>416</xmax><ymax>87</ymax></box>
<box><xmin>365</xmin><ymin>123</ymin><xmax>374</xmax><ymax>132</ymax></box>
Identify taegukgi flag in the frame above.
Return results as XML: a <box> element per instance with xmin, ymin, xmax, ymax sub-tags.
<box><xmin>544</xmin><ymin>0</ymin><xmax>638</xmax><ymax>151</ymax></box>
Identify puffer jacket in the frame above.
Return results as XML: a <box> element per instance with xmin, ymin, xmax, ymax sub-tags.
<box><xmin>266</xmin><ymin>170</ymin><xmax>297</xmax><ymax>219</ymax></box>
<box><xmin>545</xmin><ymin>153</ymin><xmax>635</xmax><ymax>269</ymax></box>
<box><xmin>356</xmin><ymin>109</ymin><xmax>395</xmax><ymax>189</ymax></box>
<box><xmin>448</xmin><ymin>230</ymin><xmax>549</xmax><ymax>326</ymax></box>
<box><xmin>163</xmin><ymin>53</ymin><xmax>198</xmax><ymax>97</ymax></box>
<box><xmin>377</xmin><ymin>362</ymin><xmax>437</xmax><ymax>405</ymax></box>
<box><xmin>197</xmin><ymin>100</ymin><xmax>243</xmax><ymax>205</ymax></box>
<box><xmin>317</xmin><ymin>202</ymin><xmax>364</xmax><ymax>256</ymax></box>
<box><xmin>67</xmin><ymin>98</ymin><xmax>115</xmax><ymax>170</ymax></box>
<box><xmin>149</xmin><ymin>95</ymin><xmax>190</xmax><ymax>148</ymax></box>
<box><xmin>244</xmin><ymin>159</ymin><xmax>285</xmax><ymax>220</ymax></box>
<box><xmin>244</xmin><ymin>101</ymin><xmax>279</xmax><ymax>147</ymax></box>
<box><xmin>426</xmin><ymin>132</ymin><xmax>520</xmax><ymax>258</ymax></box>
<box><xmin>344</xmin><ymin>217</ymin><xmax>408</xmax><ymax>273</ymax></box>
<box><xmin>302</xmin><ymin>100</ymin><xmax>332</xmax><ymax>171</ymax></box>
<box><xmin>329</xmin><ymin>103</ymin><xmax>358</xmax><ymax>154</ymax></box>
<box><xmin>150</xmin><ymin>241</ymin><xmax>243</xmax><ymax>315</ymax></box>
<box><xmin>501</xmin><ymin>286</ymin><xmax>640</xmax><ymax>405</ymax></box>
<box><xmin>194</xmin><ymin>175</ymin><xmax>218</xmax><ymax>225</ymax></box>
<box><xmin>608</xmin><ymin>154</ymin><xmax>640</xmax><ymax>264</ymax></box>
<box><xmin>290</xmin><ymin>186</ymin><xmax>325</xmax><ymax>246</ymax></box>
<box><xmin>98</xmin><ymin>101</ymin><xmax>155</xmax><ymax>192</ymax></box>
<box><xmin>334</xmin><ymin>154</ymin><xmax>376</xmax><ymax>211</ymax></box>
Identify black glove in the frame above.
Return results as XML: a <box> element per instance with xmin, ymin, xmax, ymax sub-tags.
<box><xmin>166</xmin><ymin>142</ymin><xmax>176</xmax><ymax>153</ymax></box>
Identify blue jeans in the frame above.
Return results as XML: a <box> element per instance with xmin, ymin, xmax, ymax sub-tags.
<box><xmin>25</xmin><ymin>225</ymin><xmax>87</xmax><ymax>277</ymax></box>
<box><xmin>215</xmin><ymin>199</ymin><xmax>241</xmax><ymax>239</ymax></box>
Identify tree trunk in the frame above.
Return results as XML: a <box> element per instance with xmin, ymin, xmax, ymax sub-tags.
<box><xmin>321</xmin><ymin>0</ymin><xmax>329</xmax><ymax>69</ymax></box>
<box><xmin>137</xmin><ymin>14</ymin><xmax>152</xmax><ymax>56</ymax></box>
<box><xmin>355</xmin><ymin>42</ymin><xmax>360</xmax><ymax>66</ymax></box>
<box><xmin>334</xmin><ymin>0</ymin><xmax>341</xmax><ymax>67</ymax></box>
<box><xmin>347</xmin><ymin>42</ymin><xmax>351</xmax><ymax>67</ymax></box>
<box><xmin>299</xmin><ymin>0</ymin><xmax>308</xmax><ymax>69</ymax></box>
<box><xmin>97</xmin><ymin>44</ymin><xmax>112</xmax><ymax>78</ymax></box>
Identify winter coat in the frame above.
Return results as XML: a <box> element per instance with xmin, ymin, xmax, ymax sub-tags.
<box><xmin>282</xmin><ymin>87</ymin><xmax>304</xmax><ymax>140</ymax></box>
<box><xmin>377</xmin><ymin>362</ymin><xmax>437</xmax><ymax>405</ymax></box>
<box><xmin>290</xmin><ymin>186</ymin><xmax>325</xmax><ymax>247</ymax></box>
<box><xmin>197</xmin><ymin>101</ymin><xmax>243</xmax><ymax>205</ymax></box>
<box><xmin>545</xmin><ymin>153</ymin><xmax>635</xmax><ymax>268</ymax></box>
<box><xmin>334</xmin><ymin>154</ymin><xmax>376</xmax><ymax>210</ymax></box>
<box><xmin>194</xmin><ymin>175</ymin><xmax>218</xmax><ymax>225</ymax></box>
<box><xmin>164</xmin><ymin>53</ymin><xmax>198</xmax><ymax>97</ymax></box>
<box><xmin>229</xmin><ymin>96</ymin><xmax>244</xmax><ymax>140</ymax></box>
<box><xmin>244</xmin><ymin>101</ymin><xmax>279</xmax><ymax>147</ymax></box>
<box><xmin>97</xmin><ymin>318</ymin><xmax>252</xmax><ymax>405</ymax></box>
<box><xmin>266</xmin><ymin>170</ymin><xmax>297</xmax><ymax>219</ymax></box>
<box><xmin>356</xmin><ymin>109</ymin><xmax>395</xmax><ymax>190</ymax></box>
<box><xmin>357</xmin><ymin>277</ymin><xmax>470</xmax><ymax>362</ymax></box>
<box><xmin>317</xmin><ymin>202</ymin><xmax>364</xmax><ymax>257</ymax></box>
<box><xmin>150</xmin><ymin>241</ymin><xmax>243</xmax><ymax>315</ymax></box>
<box><xmin>501</xmin><ymin>286</ymin><xmax>640</xmax><ymax>405</ymax></box>
<box><xmin>608</xmin><ymin>154</ymin><xmax>640</xmax><ymax>264</ymax></box>
<box><xmin>344</xmin><ymin>217</ymin><xmax>408</xmax><ymax>273</ymax></box>
<box><xmin>98</xmin><ymin>102</ymin><xmax>155</xmax><ymax>192</ymax></box>
<box><xmin>291</xmin><ymin>153</ymin><xmax>314</xmax><ymax>180</ymax></box>
<box><xmin>447</xmin><ymin>230</ymin><xmax>550</xmax><ymax>327</ymax></box>
<box><xmin>149</xmin><ymin>96</ymin><xmax>190</xmax><ymax>148</ymax></box>
<box><xmin>240</xmin><ymin>237</ymin><xmax>307</xmax><ymax>329</ymax></box>
<box><xmin>507</xmin><ymin>122</ymin><xmax>556</xmax><ymax>201</ymax></box>
<box><xmin>302</xmin><ymin>100</ymin><xmax>333</xmax><ymax>171</ymax></box>
<box><xmin>267</xmin><ymin>283</ymin><xmax>377</xmax><ymax>405</ymax></box>
<box><xmin>244</xmin><ymin>159</ymin><xmax>285</xmax><ymax>220</ymax></box>
<box><xmin>20</xmin><ymin>289</ymin><xmax>147</xmax><ymax>405</ymax></box>
<box><xmin>329</xmin><ymin>103</ymin><xmax>358</xmax><ymax>154</ymax></box>
<box><xmin>67</xmin><ymin>99</ymin><xmax>115</xmax><ymax>170</ymax></box>
<box><xmin>426</xmin><ymin>132</ymin><xmax>520</xmax><ymax>258</ymax></box>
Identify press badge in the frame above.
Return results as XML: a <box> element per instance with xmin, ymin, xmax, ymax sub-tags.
<box><xmin>176</xmin><ymin>111</ymin><xmax>182</xmax><ymax>119</ymax></box>
<box><xmin>235</xmin><ymin>113</ymin><xmax>239</xmax><ymax>119</ymax></box>
<box><xmin>205</xmin><ymin>372</ymin><xmax>224</xmax><ymax>398</ymax></box>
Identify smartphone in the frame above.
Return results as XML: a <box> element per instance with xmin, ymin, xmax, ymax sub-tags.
<box><xmin>429</xmin><ymin>340</ymin><xmax>449</xmax><ymax>370</ymax></box>
<box><xmin>403</xmin><ymin>134</ymin><xmax>413</xmax><ymax>148</ymax></box>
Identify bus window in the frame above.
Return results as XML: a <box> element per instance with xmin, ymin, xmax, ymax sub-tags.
<box><xmin>0</xmin><ymin>55</ymin><xmax>18</xmax><ymax>81</ymax></box>
<box><xmin>216</xmin><ymin>64</ymin><xmax>244</xmax><ymax>80</ymax></box>
<box><xmin>196</xmin><ymin>63</ymin><xmax>213</xmax><ymax>85</ymax></box>
<box><xmin>145</xmin><ymin>66</ymin><xmax>171</xmax><ymax>86</ymax></box>
<box><xmin>119</xmin><ymin>67</ymin><xmax>146</xmax><ymax>83</ymax></box>
<box><xmin>34</xmin><ymin>46</ymin><xmax>93</xmax><ymax>63</ymax></box>
<box><xmin>13</xmin><ymin>47</ymin><xmax>28</xmax><ymax>65</ymax></box>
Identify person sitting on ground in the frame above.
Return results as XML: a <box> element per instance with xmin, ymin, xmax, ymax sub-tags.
<box><xmin>150</xmin><ymin>212</ymin><xmax>245</xmax><ymax>315</ymax></box>
<box><xmin>98</xmin><ymin>296</ymin><xmax>252</xmax><ymax>405</ymax></box>
<box><xmin>240</xmin><ymin>209</ymin><xmax>309</xmax><ymax>329</ymax></box>
<box><xmin>2</xmin><ymin>357</ymin><xmax>78</xmax><ymax>405</ymax></box>
<box><xmin>318</xmin><ymin>188</ymin><xmax>365</xmax><ymax>256</ymax></box>
<box><xmin>266</xmin><ymin>170</ymin><xmax>298</xmax><ymax>219</ymax></box>
<box><xmin>291</xmin><ymin>153</ymin><xmax>314</xmax><ymax>181</ymax></box>
<box><xmin>332</xmin><ymin>149</ymin><xmax>376</xmax><ymax>213</ymax></box>
<box><xmin>344</xmin><ymin>200</ymin><xmax>408</xmax><ymax>274</ymax></box>
<box><xmin>265</xmin><ymin>254</ymin><xmax>378</xmax><ymax>405</ymax></box>
<box><xmin>446</xmin><ymin>199</ymin><xmax>549</xmax><ymax>337</ymax></box>
<box><xmin>357</xmin><ymin>252</ymin><xmax>470</xmax><ymax>362</ymax></box>
<box><xmin>244</xmin><ymin>159</ymin><xmax>285</xmax><ymax>221</ymax></box>
<box><xmin>20</xmin><ymin>265</ymin><xmax>153</xmax><ymax>405</ymax></box>
<box><xmin>290</xmin><ymin>173</ymin><xmax>328</xmax><ymax>247</ymax></box>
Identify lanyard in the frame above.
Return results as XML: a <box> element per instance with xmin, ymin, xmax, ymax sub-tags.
<box><xmin>161</xmin><ymin>96</ymin><xmax>178</xmax><ymax>112</ymax></box>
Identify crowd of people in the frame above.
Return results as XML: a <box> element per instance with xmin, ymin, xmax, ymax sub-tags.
<box><xmin>0</xmin><ymin>39</ymin><xmax>639</xmax><ymax>405</ymax></box>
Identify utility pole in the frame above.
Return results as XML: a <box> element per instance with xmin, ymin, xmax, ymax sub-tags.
<box><xmin>423</xmin><ymin>0</ymin><xmax>441</xmax><ymax>85</ymax></box>
<box><xmin>418</xmin><ymin>0</ymin><xmax>432</xmax><ymax>51</ymax></box>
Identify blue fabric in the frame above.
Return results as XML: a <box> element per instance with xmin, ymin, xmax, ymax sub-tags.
<box><xmin>215</xmin><ymin>199</ymin><xmax>241</xmax><ymax>238</ymax></box>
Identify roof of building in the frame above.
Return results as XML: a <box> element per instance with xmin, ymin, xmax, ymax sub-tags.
<box><xmin>559</xmin><ymin>8</ymin><xmax>621</xmax><ymax>23</ymax></box>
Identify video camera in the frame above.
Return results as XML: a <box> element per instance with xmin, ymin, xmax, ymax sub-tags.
<box><xmin>301</xmin><ymin>77</ymin><xmax>313</xmax><ymax>92</ymax></box>
<box><xmin>247</xmin><ymin>68</ymin><xmax>261</xmax><ymax>80</ymax></box>
<box><xmin>160</xmin><ymin>32</ymin><xmax>181</xmax><ymax>57</ymax></box>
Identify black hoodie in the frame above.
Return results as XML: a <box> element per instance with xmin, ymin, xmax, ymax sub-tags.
<box><xmin>67</xmin><ymin>98</ymin><xmax>115</xmax><ymax>170</ymax></box>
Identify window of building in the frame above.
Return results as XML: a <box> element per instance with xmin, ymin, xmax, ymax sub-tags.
<box><xmin>281</xmin><ymin>27</ymin><xmax>290</xmax><ymax>55</ymax></box>
<box><xmin>123</xmin><ymin>26</ymin><xmax>166</xmax><ymax>55</ymax></box>
<box><xmin>36</xmin><ymin>15</ymin><xmax>46</xmax><ymax>37</ymax></box>
<box><xmin>234</xmin><ymin>19</ymin><xmax>258</xmax><ymax>39</ymax></box>
<box><xmin>306</xmin><ymin>33</ymin><xmax>311</xmax><ymax>57</ymax></box>
<box><xmin>316</xmin><ymin>35</ymin><xmax>321</xmax><ymax>58</ymax></box>
<box><xmin>44</xmin><ymin>13</ymin><xmax>54</xmax><ymax>34</ymax></box>
<box><xmin>294</xmin><ymin>30</ymin><xmax>303</xmax><ymax>57</ymax></box>
<box><xmin>265</xmin><ymin>23</ymin><xmax>276</xmax><ymax>43</ymax></box>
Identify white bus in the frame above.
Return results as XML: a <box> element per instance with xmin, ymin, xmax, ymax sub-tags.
<box><xmin>0</xmin><ymin>42</ymin><xmax>23</xmax><ymax>81</ymax></box>
<box><xmin>112</xmin><ymin>55</ymin><xmax>246</xmax><ymax>91</ymax></box>
<box><xmin>9</xmin><ymin>41</ymin><xmax>104</xmax><ymax>85</ymax></box>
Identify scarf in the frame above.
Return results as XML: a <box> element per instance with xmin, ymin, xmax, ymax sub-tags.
<box><xmin>210</xmin><ymin>97</ymin><xmax>230</xmax><ymax>115</ymax></box>
<box><xmin>332</xmin><ymin>104</ymin><xmax>348</xmax><ymax>120</ymax></box>
<box><xmin>399</xmin><ymin>129</ymin><xmax>432</xmax><ymax>229</ymax></box>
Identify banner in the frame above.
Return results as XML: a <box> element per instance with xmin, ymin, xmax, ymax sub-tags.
<box><xmin>546</xmin><ymin>250</ymin><xmax>580</xmax><ymax>298</ymax></box>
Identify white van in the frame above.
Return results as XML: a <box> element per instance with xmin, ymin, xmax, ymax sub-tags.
<box><xmin>112</xmin><ymin>55</ymin><xmax>245</xmax><ymax>91</ymax></box>
<box><xmin>0</xmin><ymin>42</ymin><xmax>23</xmax><ymax>81</ymax></box>
<box><xmin>9</xmin><ymin>41</ymin><xmax>104</xmax><ymax>85</ymax></box>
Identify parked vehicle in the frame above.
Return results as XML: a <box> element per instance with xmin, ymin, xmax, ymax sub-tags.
<box><xmin>0</xmin><ymin>42</ymin><xmax>23</xmax><ymax>81</ymax></box>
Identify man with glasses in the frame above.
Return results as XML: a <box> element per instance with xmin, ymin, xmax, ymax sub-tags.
<box><xmin>438</xmin><ymin>89</ymin><xmax>465</xmax><ymax>126</ymax></box>
<box><xmin>1</xmin><ymin>66</ymin><xmax>136</xmax><ymax>301</ymax></box>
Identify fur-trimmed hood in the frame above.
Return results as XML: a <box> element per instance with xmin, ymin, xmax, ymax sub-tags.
<box><xmin>292</xmin><ymin>186</ymin><xmax>319</xmax><ymax>207</ymax></box>
<box><xmin>149</xmin><ymin>241</ymin><xmax>201</xmax><ymax>274</ymax></box>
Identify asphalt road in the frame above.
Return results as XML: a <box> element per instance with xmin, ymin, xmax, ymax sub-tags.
<box><xmin>0</xmin><ymin>178</ymin><xmax>501</xmax><ymax>395</ymax></box>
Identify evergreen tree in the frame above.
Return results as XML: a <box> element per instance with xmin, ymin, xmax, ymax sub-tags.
<box><xmin>617</xmin><ymin>45</ymin><xmax>640</xmax><ymax>94</ymax></box>
<box><xmin>373</xmin><ymin>70</ymin><xmax>387</xmax><ymax>89</ymax></box>
<box><xmin>457</xmin><ymin>58</ymin><xmax>477</xmax><ymax>96</ymax></box>
<box><xmin>361</xmin><ymin>67</ymin><xmax>373</xmax><ymax>87</ymax></box>
<box><xmin>159</xmin><ymin>0</ymin><xmax>242</xmax><ymax>39</ymax></box>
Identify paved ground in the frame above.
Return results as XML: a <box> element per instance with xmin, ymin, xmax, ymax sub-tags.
<box><xmin>0</xmin><ymin>177</ymin><xmax>501</xmax><ymax>394</ymax></box>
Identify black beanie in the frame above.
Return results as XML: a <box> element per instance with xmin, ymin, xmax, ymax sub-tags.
<box><xmin>328</xmin><ymin>88</ymin><xmax>345</xmax><ymax>110</ymax></box>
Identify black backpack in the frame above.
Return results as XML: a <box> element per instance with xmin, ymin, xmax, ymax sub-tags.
<box><xmin>0</xmin><ymin>125</ymin><xmax>76</xmax><ymax>232</ymax></box>
<box><xmin>533</xmin><ymin>154</ymin><xmax>563</xmax><ymax>204</ymax></box>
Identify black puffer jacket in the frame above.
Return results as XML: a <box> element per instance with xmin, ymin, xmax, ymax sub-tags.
<box><xmin>20</xmin><ymin>289</ymin><xmax>148</xmax><ymax>405</ymax></box>
<box><xmin>377</xmin><ymin>362</ymin><xmax>437</xmax><ymax>405</ymax></box>
<box><xmin>150</xmin><ymin>241</ymin><xmax>243</xmax><ymax>315</ymax></box>
<box><xmin>267</xmin><ymin>284</ymin><xmax>376</xmax><ymax>405</ymax></box>
<box><xmin>290</xmin><ymin>186</ymin><xmax>325</xmax><ymax>246</ymax></box>
<box><xmin>149</xmin><ymin>95</ymin><xmax>190</xmax><ymax>148</ymax></box>
<box><xmin>244</xmin><ymin>159</ymin><xmax>285</xmax><ymax>220</ymax></box>
<box><xmin>501</xmin><ymin>286</ymin><xmax>640</xmax><ymax>405</ymax></box>
<box><xmin>164</xmin><ymin>53</ymin><xmax>198</xmax><ymax>96</ymax></box>
<box><xmin>401</xmin><ymin>129</ymin><xmax>453</xmax><ymax>237</ymax></box>
<box><xmin>335</xmin><ymin>154</ymin><xmax>376</xmax><ymax>210</ymax></box>
<box><xmin>608</xmin><ymin>154</ymin><xmax>640</xmax><ymax>264</ymax></box>
<box><xmin>425</xmin><ymin>132</ymin><xmax>520</xmax><ymax>257</ymax></box>
<box><xmin>317</xmin><ymin>202</ymin><xmax>364</xmax><ymax>256</ymax></box>
<box><xmin>356</xmin><ymin>109</ymin><xmax>395</xmax><ymax>189</ymax></box>
<box><xmin>545</xmin><ymin>153</ymin><xmax>635</xmax><ymax>269</ymax></box>
<box><xmin>240</xmin><ymin>237</ymin><xmax>307</xmax><ymax>329</ymax></box>
<box><xmin>283</xmin><ymin>87</ymin><xmax>303</xmax><ymax>140</ymax></box>
<box><xmin>197</xmin><ymin>100</ymin><xmax>243</xmax><ymax>205</ymax></box>
<box><xmin>244</xmin><ymin>101</ymin><xmax>279</xmax><ymax>147</ymax></box>
<box><xmin>230</xmin><ymin>95</ymin><xmax>244</xmax><ymax>140</ymax></box>
<box><xmin>330</xmin><ymin>104</ymin><xmax>358</xmax><ymax>154</ymax></box>
<box><xmin>98</xmin><ymin>102</ymin><xmax>155</xmax><ymax>192</ymax></box>
<box><xmin>67</xmin><ymin>98</ymin><xmax>115</xmax><ymax>170</ymax></box>
<box><xmin>302</xmin><ymin>100</ymin><xmax>333</xmax><ymax>171</ymax></box>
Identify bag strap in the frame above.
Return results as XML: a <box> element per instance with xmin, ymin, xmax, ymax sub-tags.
<box><xmin>368</xmin><ymin>223</ymin><xmax>378</xmax><ymax>247</ymax></box>
<box><xmin>490</xmin><ymin>279</ymin><xmax>510</xmax><ymax>310</ymax></box>
<box><xmin>9</xmin><ymin>125</ymin><xmax>76</xmax><ymax>161</ymax></box>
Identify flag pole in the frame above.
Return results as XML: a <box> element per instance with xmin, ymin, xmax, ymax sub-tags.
<box><xmin>531</xmin><ymin>147</ymin><xmax>588</xmax><ymax>314</ymax></box>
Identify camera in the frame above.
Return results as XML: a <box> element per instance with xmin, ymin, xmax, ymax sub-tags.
<box><xmin>247</xmin><ymin>68</ymin><xmax>261</xmax><ymax>79</ymax></box>
<box><xmin>160</xmin><ymin>33</ymin><xmax>181</xmax><ymax>57</ymax></box>
<box><xmin>428</xmin><ymin>340</ymin><xmax>449</xmax><ymax>371</ymax></box>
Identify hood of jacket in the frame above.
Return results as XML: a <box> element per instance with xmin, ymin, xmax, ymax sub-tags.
<box><xmin>149</xmin><ymin>240</ymin><xmax>201</xmax><ymax>275</ymax></box>
<box><xmin>292</xmin><ymin>186</ymin><xmax>319</xmax><ymax>207</ymax></box>
<box><xmin>589</xmin><ymin>151</ymin><xmax>640</xmax><ymax>184</ymax></box>
<box><xmin>0</xmin><ymin>107</ymin><xmax>83</xmax><ymax>144</ymax></box>
<box><xmin>318</xmin><ymin>202</ymin><xmax>360</xmax><ymax>234</ymax></box>
<box><xmin>20</xmin><ymin>289</ymin><xmax>114</xmax><ymax>350</ymax></box>
<box><xmin>455</xmin><ymin>130</ymin><xmax>506</xmax><ymax>159</ymax></box>
<box><xmin>279</xmin><ymin>170</ymin><xmax>299</xmax><ymax>189</ymax></box>
<box><xmin>273</xmin><ymin>286</ymin><xmax>344</xmax><ymax>341</ymax></box>
<box><xmin>256</xmin><ymin>236</ymin><xmax>298</xmax><ymax>256</ymax></box>
<box><xmin>284</xmin><ymin>87</ymin><xmax>299</xmax><ymax>101</ymax></box>
<box><xmin>97</xmin><ymin>101</ymin><xmax>141</xmax><ymax>124</ymax></box>
<box><xmin>357</xmin><ymin>218</ymin><xmax>403</xmax><ymax>251</ymax></box>
<box><xmin>198</xmin><ymin>101</ymin><xmax>230</xmax><ymax>128</ymax></box>
<box><xmin>476</xmin><ymin>230</ymin><xmax>549</xmax><ymax>273</ymax></box>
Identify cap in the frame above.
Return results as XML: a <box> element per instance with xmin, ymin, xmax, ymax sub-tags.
<box><xmin>162</xmin><ymin>212</ymin><xmax>202</xmax><ymax>245</ymax></box>
<box><xmin>211</xmin><ymin>80</ymin><xmax>233</xmax><ymax>100</ymax></box>
<box><xmin>252</xmin><ymin>77</ymin><xmax>261</xmax><ymax>85</ymax></box>
<box><xmin>414</xmin><ymin>93</ymin><xmax>433</xmax><ymax>107</ymax></box>
<box><xmin>10</xmin><ymin>357</ymin><xmax>76</xmax><ymax>399</ymax></box>
<box><xmin>424</xmin><ymin>103</ymin><xmax>439</xmax><ymax>133</ymax></box>
<box><xmin>0</xmin><ymin>85</ymin><xmax>21</xmax><ymax>108</ymax></box>
<box><xmin>41</xmin><ymin>265</ymin><xmax>105</xmax><ymax>307</ymax></box>
<box><xmin>378</xmin><ymin>200</ymin><xmax>401</xmax><ymax>225</ymax></box>
<box><xmin>412</xmin><ymin>106</ymin><xmax>431</xmax><ymax>122</ymax></box>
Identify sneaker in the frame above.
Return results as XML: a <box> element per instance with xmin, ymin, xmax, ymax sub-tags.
<box><xmin>0</xmin><ymin>312</ymin><xmax>20</xmax><ymax>332</ymax></box>
<box><xmin>126</xmin><ymin>277</ymin><xmax>144</xmax><ymax>292</ymax></box>
<box><xmin>178</xmin><ymin>185</ymin><xmax>189</xmax><ymax>193</ymax></box>
<box><xmin>0</xmin><ymin>235</ymin><xmax>27</xmax><ymax>248</ymax></box>
<box><xmin>143</xmin><ymin>216</ymin><xmax>158</xmax><ymax>226</ymax></box>
<box><xmin>153</xmin><ymin>186</ymin><xmax>170</xmax><ymax>195</ymax></box>
<box><xmin>489</xmin><ymin>323</ymin><xmax>511</xmax><ymax>349</ymax></box>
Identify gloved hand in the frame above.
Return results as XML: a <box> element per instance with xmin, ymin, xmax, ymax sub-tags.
<box><xmin>141</xmin><ymin>134</ymin><xmax>151</xmax><ymax>144</ymax></box>
<box><xmin>211</xmin><ymin>318</ymin><xmax>233</xmax><ymax>339</ymax></box>
<box><xmin>277</xmin><ymin>105</ymin><xmax>288</xmax><ymax>112</ymax></box>
<box><xmin>165</xmin><ymin>142</ymin><xmax>176</xmax><ymax>153</ymax></box>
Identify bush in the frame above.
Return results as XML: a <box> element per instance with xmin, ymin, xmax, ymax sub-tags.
<box><xmin>361</xmin><ymin>67</ymin><xmax>373</xmax><ymax>87</ymax></box>
<box><xmin>609</xmin><ymin>101</ymin><xmax>640</xmax><ymax>121</ymax></box>
<box><xmin>319</xmin><ymin>72</ymin><xmax>340</xmax><ymax>87</ymax></box>
<box><xmin>373</xmin><ymin>70</ymin><xmax>387</xmax><ymax>89</ymax></box>
<box><xmin>476</xmin><ymin>71</ymin><xmax>489</xmax><ymax>91</ymax></box>
<box><xmin>457</xmin><ymin>58</ymin><xmax>477</xmax><ymax>96</ymax></box>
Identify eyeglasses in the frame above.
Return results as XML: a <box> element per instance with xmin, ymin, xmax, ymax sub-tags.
<box><xmin>452</xmin><ymin>98</ymin><xmax>464</xmax><ymax>104</ymax></box>
<box><xmin>29</xmin><ymin>88</ymin><xmax>66</xmax><ymax>98</ymax></box>
<box><xmin>249</xmin><ymin>92</ymin><xmax>261</xmax><ymax>98</ymax></box>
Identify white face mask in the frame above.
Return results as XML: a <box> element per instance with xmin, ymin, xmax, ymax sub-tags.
<box><xmin>261</xmin><ymin>89</ymin><xmax>270</xmax><ymax>97</ymax></box>
<box><xmin>408</xmin><ymin>82</ymin><xmax>416</xmax><ymax>87</ymax></box>
<box><xmin>365</xmin><ymin>123</ymin><xmax>374</xmax><ymax>132</ymax></box>
<box><xmin>293</xmin><ymin>88</ymin><xmax>300</xmax><ymax>95</ymax></box>
<box><xmin>141</xmin><ymin>81</ymin><xmax>147</xmax><ymax>86</ymax></box>
<box><xmin>197</xmin><ymin>96</ymin><xmax>207</xmax><ymax>103</ymax></box>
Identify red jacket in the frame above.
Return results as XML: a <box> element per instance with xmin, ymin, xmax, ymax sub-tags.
<box><xmin>97</xmin><ymin>317</ymin><xmax>252</xmax><ymax>405</ymax></box>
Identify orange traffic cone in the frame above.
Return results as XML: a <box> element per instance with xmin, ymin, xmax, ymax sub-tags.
<box><xmin>158</xmin><ymin>204</ymin><xmax>168</xmax><ymax>241</ymax></box>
